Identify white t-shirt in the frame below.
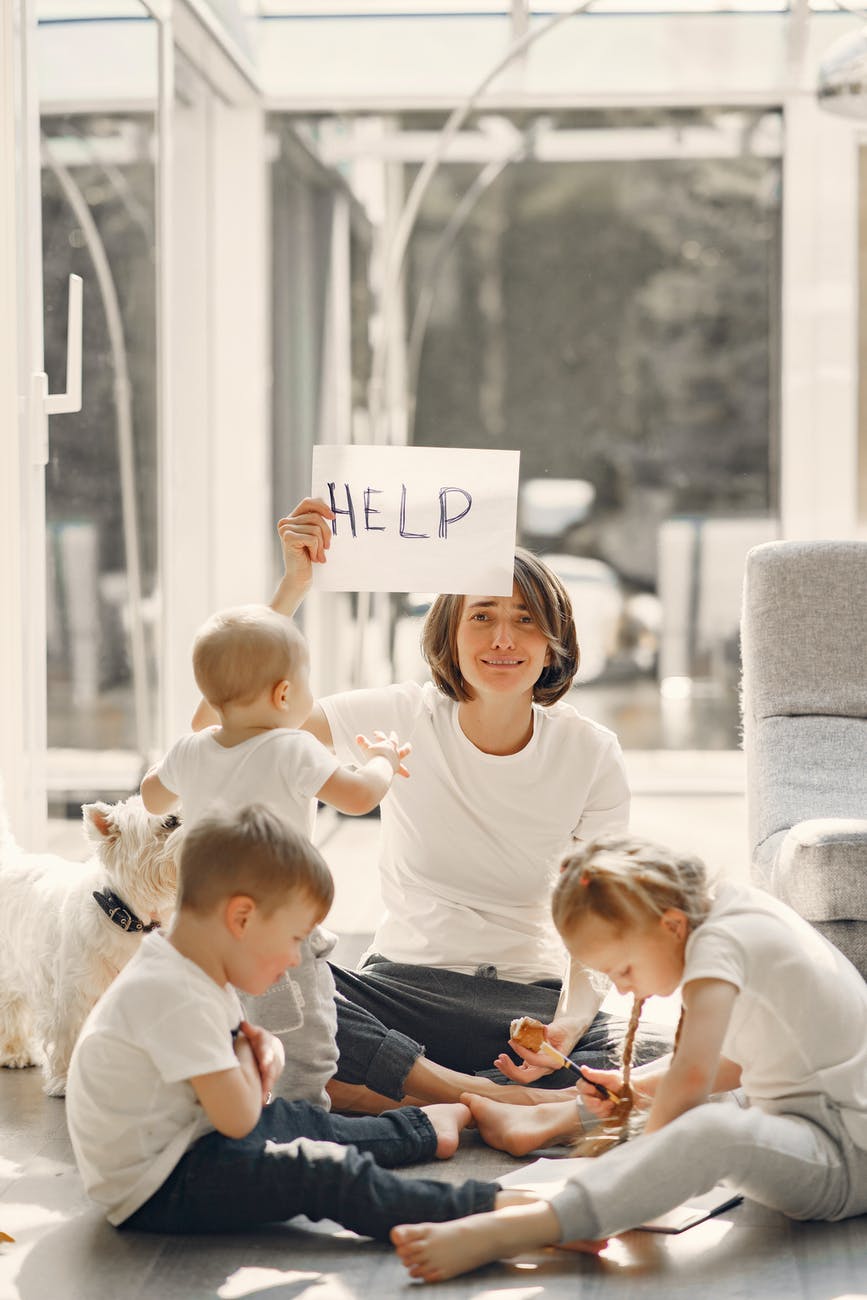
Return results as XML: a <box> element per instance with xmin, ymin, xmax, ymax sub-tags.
<box><xmin>319</xmin><ymin>680</ymin><xmax>629</xmax><ymax>984</ymax></box>
<box><xmin>66</xmin><ymin>933</ymin><xmax>243</xmax><ymax>1225</ymax></box>
<box><xmin>684</xmin><ymin>881</ymin><xmax>867</xmax><ymax>1149</ymax></box>
<box><xmin>156</xmin><ymin>727</ymin><xmax>338</xmax><ymax>837</ymax></box>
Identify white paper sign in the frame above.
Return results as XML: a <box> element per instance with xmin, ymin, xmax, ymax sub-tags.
<box><xmin>310</xmin><ymin>444</ymin><xmax>520</xmax><ymax>595</ymax></box>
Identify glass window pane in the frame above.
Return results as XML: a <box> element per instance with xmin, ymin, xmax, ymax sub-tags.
<box><xmin>41</xmin><ymin>101</ymin><xmax>159</xmax><ymax>769</ymax></box>
<box><xmin>367</xmin><ymin>107</ymin><xmax>781</xmax><ymax>750</ymax></box>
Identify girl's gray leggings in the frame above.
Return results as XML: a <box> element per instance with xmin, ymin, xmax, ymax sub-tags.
<box><xmin>547</xmin><ymin>1095</ymin><xmax>867</xmax><ymax>1242</ymax></box>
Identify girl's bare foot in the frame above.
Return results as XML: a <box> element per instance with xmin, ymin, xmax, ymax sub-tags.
<box><xmin>391</xmin><ymin>1219</ymin><xmax>504</xmax><ymax>1282</ymax></box>
<box><xmin>463</xmin><ymin>1093</ymin><xmax>580</xmax><ymax>1156</ymax></box>
<box><xmin>390</xmin><ymin>1201</ymin><xmax>570</xmax><ymax>1282</ymax></box>
<box><xmin>422</xmin><ymin>1102</ymin><xmax>472</xmax><ymax>1158</ymax></box>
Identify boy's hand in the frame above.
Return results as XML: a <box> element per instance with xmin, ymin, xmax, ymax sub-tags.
<box><xmin>356</xmin><ymin>730</ymin><xmax>412</xmax><ymax>778</ymax></box>
<box><xmin>239</xmin><ymin>1020</ymin><xmax>285</xmax><ymax>1102</ymax></box>
<box><xmin>277</xmin><ymin>498</ymin><xmax>335</xmax><ymax>582</ymax></box>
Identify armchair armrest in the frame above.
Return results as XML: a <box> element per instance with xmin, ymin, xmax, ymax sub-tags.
<box><xmin>770</xmin><ymin>819</ymin><xmax>867</xmax><ymax>923</ymax></box>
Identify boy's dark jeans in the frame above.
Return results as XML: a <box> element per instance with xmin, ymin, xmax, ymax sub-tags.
<box><xmin>122</xmin><ymin>1099</ymin><xmax>497</xmax><ymax>1240</ymax></box>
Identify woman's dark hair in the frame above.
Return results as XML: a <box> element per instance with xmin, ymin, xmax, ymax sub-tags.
<box><xmin>421</xmin><ymin>548</ymin><xmax>580</xmax><ymax>707</ymax></box>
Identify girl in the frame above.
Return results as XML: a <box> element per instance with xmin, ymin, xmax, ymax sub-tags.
<box><xmin>390</xmin><ymin>831</ymin><xmax>867</xmax><ymax>1282</ymax></box>
<box><xmin>196</xmin><ymin>498</ymin><xmax>667</xmax><ymax>1113</ymax></box>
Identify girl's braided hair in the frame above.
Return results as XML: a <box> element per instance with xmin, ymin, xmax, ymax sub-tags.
<box><xmin>552</xmin><ymin>832</ymin><xmax>714</xmax><ymax>1156</ymax></box>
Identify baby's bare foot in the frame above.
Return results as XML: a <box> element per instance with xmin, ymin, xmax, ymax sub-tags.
<box><xmin>424</xmin><ymin>1102</ymin><xmax>471</xmax><ymax>1158</ymax></box>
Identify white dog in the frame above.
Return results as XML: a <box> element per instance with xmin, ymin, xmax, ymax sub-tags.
<box><xmin>0</xmin><ymin>796</ymin><xmax>180</xmax><ymax>1096</ymax></box>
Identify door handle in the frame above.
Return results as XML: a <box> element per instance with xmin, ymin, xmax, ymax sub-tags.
<box><xmin>31</xmin><ymin>273</ymin><xmax>83</xmax><ymax>466</ymax></box>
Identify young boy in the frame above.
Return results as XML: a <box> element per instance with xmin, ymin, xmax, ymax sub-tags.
<box><xmin>140</xmin><ymin>604</ymin><xmax>411</xmax><ymax>1108</ymax></box>
<box><xmin>65</xmin><ymin>805</ymin><xmax>505</xmax><ymax>1238</ymax></box>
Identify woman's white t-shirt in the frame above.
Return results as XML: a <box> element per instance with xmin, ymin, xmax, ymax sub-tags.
<box><xmin>684</xmin><ymin>881</ymin><xmax>867</xmax><ymax>1149</ymax></box>
<box><xmin>319</xmin><ymin>680</ymin><xmax>629</xmax><ymax>984</ymax></box>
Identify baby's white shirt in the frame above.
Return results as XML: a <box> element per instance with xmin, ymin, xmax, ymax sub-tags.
<box><xmin>156</xmin><ymin>727</ymin><xmax>338</xmax><ymax>837</ymax></box>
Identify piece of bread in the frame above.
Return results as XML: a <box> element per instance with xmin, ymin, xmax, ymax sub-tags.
<box><xmin>509</xmin><ymin>1016</ymin><xmax>547</xmax><ymax>1052</ymax></box>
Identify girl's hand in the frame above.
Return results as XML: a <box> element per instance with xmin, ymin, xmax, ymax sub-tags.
<box><xmin>277</xmin><ymin>498</ymin><xmax>335</xmax><ymax>579</ymax></box>
<box><xmin>493</xmin><ymin>1019</ymin><xmax>575</xmax><ymax>1083</ymax></box>
<box><xmin>239</xmin><ymin>1020</ymin><xmax>285</xmax><ymax>1102</ymax></box>
<box><xmin>356</xmin><ymin>730</ymin><xmax>412</xmax><ymax>778</ymax></box>
<box><xmin>576</xmin><ymin>1065</ymin><xmax>628</xmax><ymax>1119</ymax></box>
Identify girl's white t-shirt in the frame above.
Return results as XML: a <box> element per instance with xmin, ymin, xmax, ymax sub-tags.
<box><xmin>156</xmin><ymin>726</ymin><xmax>338</xmax><ymax>838</ymax></box>
<box><xmin>319</xmin><ymin>680</ymin><xmax>630</xmax><ymax>983</ymax></box>
<box><xmin>684</xmin><ymin>881</ymin><xmax>867</xmax><ymax>1149</ymax></box>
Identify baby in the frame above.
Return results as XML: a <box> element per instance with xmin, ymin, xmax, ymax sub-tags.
<box><xmin>142</xmin><ymin>603</ymin><xmax>410</xmax><ymax>1106</ymax></box>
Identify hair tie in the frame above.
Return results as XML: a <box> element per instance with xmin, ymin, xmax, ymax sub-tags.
<box><xmin>580</xmin><ymin>874</ymin><xmax>590</xmax><ymax>886</ymax></box>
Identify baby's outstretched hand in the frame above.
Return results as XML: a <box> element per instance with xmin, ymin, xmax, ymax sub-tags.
<box><xmin>357</xmin><ymin>730</ymin><xmax>412</xmax><ymax>778</ymax></box>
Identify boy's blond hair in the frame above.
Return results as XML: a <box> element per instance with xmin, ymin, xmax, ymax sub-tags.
<box><xmin>177</xmin><ymin>803</ymin><xmax>333</xmax><ymax>919</ymax></box>
<box><xmin>192</xmin><ymin>604</ymin><xmax>306</xmax><ymax>709</ymax></box>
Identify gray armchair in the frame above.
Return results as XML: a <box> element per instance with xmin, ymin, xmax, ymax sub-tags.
<box><xmin>740</xmin><ymin>539</ymin><xmax>867</xmax><ymax>979</ymax></box>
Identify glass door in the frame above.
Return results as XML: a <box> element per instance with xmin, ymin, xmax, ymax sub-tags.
<box><xmin>37</xmin><ymin>3</ymin><xmax>161</xmax><ymax>811</ymax></box>
<box><xmin>1</xmin><ymin>0</ymin><xmax>46</xmax><ymax>845</ymax></box>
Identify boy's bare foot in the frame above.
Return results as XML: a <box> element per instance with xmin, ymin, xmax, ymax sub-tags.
<box><xmin>463</xmin><ymin>1093</ymin><xmax>580</xmax><ymax>1157</ymax></box>
<box><xmin>423</xmin><ymin>1102</ymin><xmax>472</xmax><ymax>1158</ymax></box>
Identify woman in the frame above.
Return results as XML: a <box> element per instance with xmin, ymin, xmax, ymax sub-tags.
<box><xmin>200</xmin><ymin>497</ymin><xmax>666</xmax><ymax>1112</ymax></box>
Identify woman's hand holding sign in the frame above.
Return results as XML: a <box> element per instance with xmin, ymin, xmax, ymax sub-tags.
<box><xmin>274</xmin><ymin>498</ymin><xmax>335</xmax><ymax>615</ymax></box>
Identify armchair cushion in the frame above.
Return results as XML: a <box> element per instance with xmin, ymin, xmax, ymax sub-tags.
<box><xmin>769</xmin><ymin>819</ymin><xmax>867</xmax><ymax>923</ymax></box>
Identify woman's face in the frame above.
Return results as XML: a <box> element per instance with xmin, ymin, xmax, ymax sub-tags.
<box><xmin>455</xmin><ymin>582</ymin><xmax>552</xmax><ymax>703</ymax></box>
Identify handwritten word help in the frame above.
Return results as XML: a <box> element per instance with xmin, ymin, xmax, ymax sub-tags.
<box><xmin>327</xmin><ymin>482</ymin><xmax>473</xmax><ymax>541</ymax></box>
<box><xmin>311</xmin><ymin>444</ymin><xmax>519</xmax><ymax>593</ymax></box>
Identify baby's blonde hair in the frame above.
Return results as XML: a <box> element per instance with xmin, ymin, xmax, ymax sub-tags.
<box><xmin>192</xmin><ymin>604</ymin><xmax>306</xmax><ymax>709</ymax></box>
<box><xmin>552</xmin><ymin>832</ymin><xmax>714</xmax><ymax>1156</ymax></box>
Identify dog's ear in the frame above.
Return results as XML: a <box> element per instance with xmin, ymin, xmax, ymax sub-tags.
<box><xmin>82</xmin><ymin>801</ymin><xmax>120</xmax><ymax>845</ymax></box>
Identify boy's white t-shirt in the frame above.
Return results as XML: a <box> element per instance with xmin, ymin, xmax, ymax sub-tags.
<box><xmin>156</xmin><ymin>727</ymin><xmax>338</xmax><ymax>837</ymax></box>
<box><xmin>66</xmin><ymin>932</ymin><xmax>243</xmax><ymax>1225</ymax></box>
<box><xmin>319</xmin><ymin>680</ymin><xmax>629</xmax><ymax>983</ymax></box>
<box><xmin>684</xmin><ymin>881</ymin><xmax>867</xmax><ymax>1149</ymax></box>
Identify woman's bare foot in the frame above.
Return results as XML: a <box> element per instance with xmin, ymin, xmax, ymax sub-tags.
<box><xmin>422</xmin><ymin>1102</ymin><xmax>472</xmax><ymax>1158</ymax></box>
<box><xmin>463</xmin><ymin>1093</ymin><xmax>581</xmax><ymax>1156</ymax></box>
<box><xmin>468</xmin><ymin>1078</ymin><xmax>581</xmax><ymax>1108</ymax></box>
<box><xmin>390</xmin><ymin>1201</ymin><xmax>571</xmax><ymax>1282</ymax></box>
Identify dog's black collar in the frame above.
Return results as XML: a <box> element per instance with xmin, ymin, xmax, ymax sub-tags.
<box><xmin>92</xmin><ymin>889</ymin><xmax>160</xmax><ymax>935</ymax></box>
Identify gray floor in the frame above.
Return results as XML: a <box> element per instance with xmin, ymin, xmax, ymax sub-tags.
<box><xmin>3</xmin><ymin>793</ymin><xmax>867</xmax><ymax>1298</ymax></box>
